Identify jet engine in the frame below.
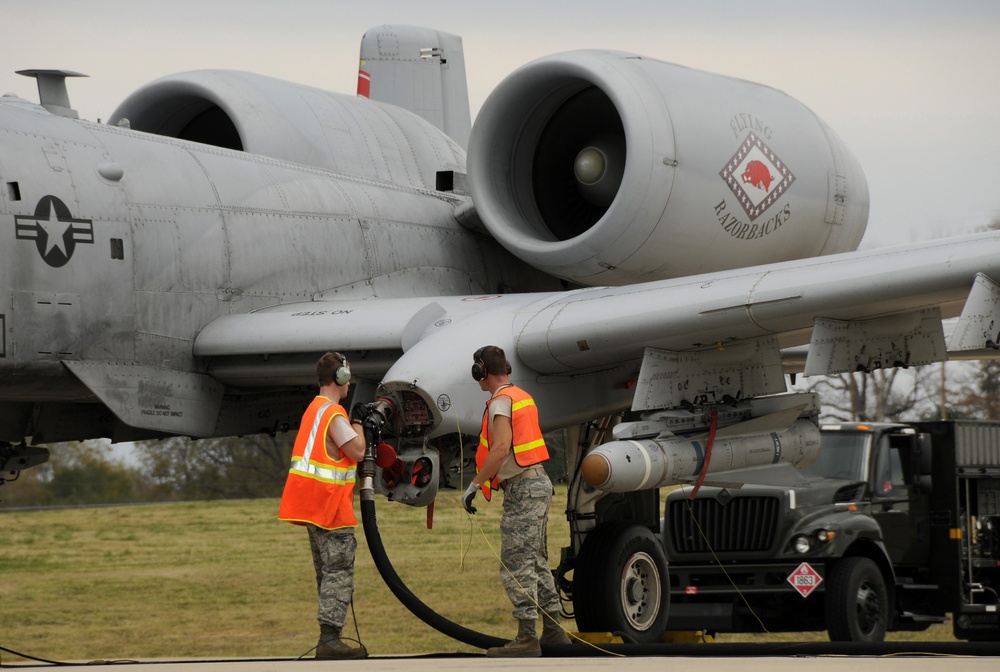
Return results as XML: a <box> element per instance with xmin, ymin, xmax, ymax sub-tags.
<box><xmin>467</xmin><ymin>50</ymin><xmax>869</xmax><ymax>286</ymax></box>
<box><xmin>108</xmin><ymin>70</ymin><xmax>464</xmax><ymax>192</ymax></box>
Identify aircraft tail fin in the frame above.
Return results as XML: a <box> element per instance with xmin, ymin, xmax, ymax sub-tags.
<box><xmin>358</xmin><ymin>25</ymin><xmax>472</xmax><ymax>150</ymax></box>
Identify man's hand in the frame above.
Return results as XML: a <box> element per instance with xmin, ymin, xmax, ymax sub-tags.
<box><xmin>350</xmin><ymin>403</ymin><xmax>373</xmax><ymax>426</ymax></box>
<box><xmin>462</xmin><ymin>482</ymin><xmax>479</xmax><ymax>514</ymax></box>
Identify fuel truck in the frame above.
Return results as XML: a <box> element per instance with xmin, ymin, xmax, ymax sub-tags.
<box><xmin>573</xmin><ymin>403</ymin><xmax>1000</xmax><ymax>643</ymax></box>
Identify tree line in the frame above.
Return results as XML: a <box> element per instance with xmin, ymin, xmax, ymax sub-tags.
<box><xmin>0</xmin><ymin>433</ymin><xmax>294</xmax><ymax>508</ymax></box>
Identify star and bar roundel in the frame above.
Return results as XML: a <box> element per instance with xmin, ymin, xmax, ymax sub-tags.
<box><xmin>15</xmin><ymin>195</ymin><xmax>94</xmax><ymax>268</ymax></box>
<box><xmin>719</xmin><ymin>132</ymin><xmax>796</xmax><ymax>222</ymax></box>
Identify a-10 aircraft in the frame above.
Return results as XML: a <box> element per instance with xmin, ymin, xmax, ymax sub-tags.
<box><xmin>3</xmin><ymin>24</ymin><xmax>1000</xmax><ymax>641</ymax></box>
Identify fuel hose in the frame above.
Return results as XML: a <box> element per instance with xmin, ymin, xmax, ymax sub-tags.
<box><xmin>359</xmin><ymin>493</ymin><xmax>505</xmax><ymax>650</ymax></box>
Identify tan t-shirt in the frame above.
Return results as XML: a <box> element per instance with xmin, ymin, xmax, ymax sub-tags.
<box><xmin>329</xmin><ymin>415</ymin><xmax>359</xmax><ymax>458</ymax></box>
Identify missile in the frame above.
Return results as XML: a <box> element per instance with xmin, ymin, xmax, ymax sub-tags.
<box><xmin>581</xmin><ymin>418</ymin><xmax>820</xmax><ymax>493</ymax></box>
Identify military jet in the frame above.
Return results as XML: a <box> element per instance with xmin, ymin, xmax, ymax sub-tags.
<box><xmin>3</xmin><ymin>23</ymin><xmax>1000</xmax><ymax>639</ymax></box>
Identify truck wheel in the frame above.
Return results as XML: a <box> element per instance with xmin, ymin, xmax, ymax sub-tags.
<box><xmin>825</xmin><ymin>557</ymin><xmax>888</xmax><ymax>642</ymax></box>
<box><xmin>573</xmin><ymin>522</ymin><xmax>670</xmax><ymax>643</ymax></box>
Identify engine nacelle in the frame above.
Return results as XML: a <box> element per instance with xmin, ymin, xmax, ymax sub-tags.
<box><xmin>108</xmin><ymin>70</ymin><xmax>464</xmax><ymax>192</ymax></box>
<box><xmin>467</xmin><ymin>51</ymin><xmax>869</xmax><ymax>286</ymax></box>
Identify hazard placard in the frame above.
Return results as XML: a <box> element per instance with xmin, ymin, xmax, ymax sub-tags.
<box><xmin>787</xmin><ymin>562</ymin><xmax>823</xmax><ymax>598</ymax></box>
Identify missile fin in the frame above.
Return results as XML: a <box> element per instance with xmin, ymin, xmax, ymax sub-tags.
<box><xmin>708</xmin><ymin>404</ymin><xmax>809</xmax><ymax>440</ymax></box>
<box><xmin>677</xmin><ymin>463</ymin><xmax>812</xmax><ymax>488</ymax></box>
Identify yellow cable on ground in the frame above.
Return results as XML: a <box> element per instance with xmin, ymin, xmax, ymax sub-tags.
<box><xmin>467</xmin><ymin>506</ymin><xmax>624</xmax><ymax>657</ymax></box>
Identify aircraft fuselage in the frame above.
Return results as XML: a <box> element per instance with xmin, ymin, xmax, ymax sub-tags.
<box><xmin>0</xmin><ymin>96</ymin><xmax>554</xmax><ymax>443</ymax></box>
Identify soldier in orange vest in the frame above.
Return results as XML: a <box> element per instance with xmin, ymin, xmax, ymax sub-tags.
<box><xmin>462</xmin><ymin>345</ymin><xmax>571</xmax><ymax>656</ymax></box>
<box><xmin>278</xmin><ymin>352</ymin><xmax>367</xmax><ymax>659</ymax></box>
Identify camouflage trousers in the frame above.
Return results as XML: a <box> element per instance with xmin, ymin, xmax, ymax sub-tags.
<box><xmin>307</xmin><ymin>524</ymin><xmax>357</xmax><ymax>629</ymax></box>
<box><xmin>499</xmin><ymin>473</ymin><xmax>561</xmax><ymax>621</ymax></box>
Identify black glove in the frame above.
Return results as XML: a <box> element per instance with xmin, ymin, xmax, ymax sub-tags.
<box><xmin>350</xmin><ymin>403</ymin><xmax>374</xmax><ymax>426</ymax></box>
<box><xmin>462</xmin><ymin>482</ymin><xmax>479</xmax><ymax>514</ymax></box>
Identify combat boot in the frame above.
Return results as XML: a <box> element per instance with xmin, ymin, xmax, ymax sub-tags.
<box><xmin>316</xmin><ymin>623</ymin><xmax>367</xmax><ymax>659</ymax></box>
<box><xmin>487</xmin><ymin>619</ymin><xmax>541</xmax><ymax>657</ymax></box>
<box><xmin>540</xmin><ymin>610</ymin><xmax>571</xmax><ymax>646</ymax></box>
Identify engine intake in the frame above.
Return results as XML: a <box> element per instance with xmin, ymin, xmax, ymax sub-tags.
<box><xmin>467</xmin><ymin>51</ymin><xmax>869</xmax><ymax>286</ymax></box>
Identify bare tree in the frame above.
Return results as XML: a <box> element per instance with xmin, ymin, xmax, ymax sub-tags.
<box><xmin>137</xmin><ymin>433</ymin><xmax>293</xmax><ymax>500</ymax></box>
<box><xmin>950</xmin><ymin>359</ymin><xmax>1000</xmax><ymax>421</ymax></box>
<box><xmin>803</xmin><ymin>365</ymin><xmax>941</xmax><ymax>423</ymax></box>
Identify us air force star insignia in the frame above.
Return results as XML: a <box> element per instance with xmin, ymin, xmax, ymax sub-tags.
<box><xmin>15</xmin><ymin>195</ymin><xmax>94</xmax><ymax>268</ymax></box>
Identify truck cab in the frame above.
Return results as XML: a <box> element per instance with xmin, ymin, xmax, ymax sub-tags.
<box><xmin>663</xmin><ymin>421</ymin><xmax>1000</xmax><ymax>642</ymax></box>
<box><xmin>802</xmin><ymin>424</ymin><xmax>931</xmax><ymax>567</ymax></box>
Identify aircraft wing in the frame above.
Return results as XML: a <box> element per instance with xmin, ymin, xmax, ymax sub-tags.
<box><xmin>194</xmin><ymin>228</ymin><xmax>1000</xmax><ymax>437</ymax></box>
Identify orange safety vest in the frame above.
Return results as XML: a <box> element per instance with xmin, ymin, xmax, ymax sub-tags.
<box><xmin>475</xmin><ymin>385</ymin><xmax>548</xmax><ymax>501</ymax></box>
<box><xmin>278</xmin><ymin>396</ymin><xmax>358</xmax><ymax>530</ymax></box>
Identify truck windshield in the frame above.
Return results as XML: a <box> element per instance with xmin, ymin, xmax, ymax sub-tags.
<box><xmin>801</xmin><ymin>432</ymin><xmax>871</xmax><ymax>481</ymax></box>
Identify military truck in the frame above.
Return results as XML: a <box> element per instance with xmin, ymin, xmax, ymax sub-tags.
<box><xmin>658</xmin><ymin>420</ymin><xmax>1000</xmax><ymax>642</ymax></box>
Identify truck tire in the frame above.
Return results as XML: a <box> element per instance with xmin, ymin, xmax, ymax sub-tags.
<box><xmin>573</xmin><ymin>522</ymin><xmax>670</xmax><ymax>643</ymax></box>
<box><xmin>825</xmin><ymin>556</ymin><xmax>888</xmax><ymax>642</ymax></box>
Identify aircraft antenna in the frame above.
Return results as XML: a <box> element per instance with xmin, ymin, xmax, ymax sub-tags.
<box><xmin>16</xmin><ymin>69</ymin><xmax>88</xmax><ymax>119</ymax></box>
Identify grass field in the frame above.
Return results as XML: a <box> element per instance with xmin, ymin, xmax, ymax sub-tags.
<box><xmin>0</xmin><ymin>487</ymin><xmax>956</xmax><ymax>663</ymax></box>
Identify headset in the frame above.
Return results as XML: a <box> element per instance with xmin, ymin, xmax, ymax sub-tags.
<box><xmin>471</xmin><ymin>346</ymin><xmax>511</xmax><ymax>382</ymax></box>
<box><xmin>333</xmin><ymin>352</ymin><xmax>352</xmax><ymax>386</ymax></box>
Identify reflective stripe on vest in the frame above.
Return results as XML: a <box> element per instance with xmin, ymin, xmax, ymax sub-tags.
<box><xmin>475</xmin><ymin>385</ymin><xmax>549</xmax><ymax>501</ymax></box>
<box><xmin>288</xmin><ymin>402</ymin><xmax>357</xmax><ymax>485</ymax></box>
<box><xmin>287</xmin><ymin>459</ymin><xmax>357</xmax><ymax>485</ymax></box>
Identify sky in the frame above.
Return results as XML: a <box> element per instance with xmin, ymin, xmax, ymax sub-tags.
<box><xmin>2</xmin><ymin>0</ymin><xmax>999</xmax><ymax>248</ymax></box>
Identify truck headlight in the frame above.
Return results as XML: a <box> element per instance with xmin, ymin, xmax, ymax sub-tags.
<box><xmin>791</xmin><ymin>529</ymin><xmax>836</xmax><ymax>554</ymax></box>
<box><xmin>792</xmin><ymin>535</ymin><xmax>811</xmax><ymax>554</ymax></box>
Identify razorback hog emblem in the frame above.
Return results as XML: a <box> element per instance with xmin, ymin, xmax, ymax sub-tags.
<box><xmin>741</xmin><ymin>160</ymin><xmax>773</xmax><ymax>192</ymax></box>
<box><xmin>719</xmin><ymin>132</ymin><xmax>796</xmax><ymax>221</ymax></box>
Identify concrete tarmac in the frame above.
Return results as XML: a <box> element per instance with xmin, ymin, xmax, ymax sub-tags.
<box><xmin>4</xmin><ymin>656</ymin><xmax>1000</xmax><ymax>672</ymax></box>
<box><xmin>6</xmin><ymin>645</ymin><xmax>1000</xmax><ymax>672</ymax></box>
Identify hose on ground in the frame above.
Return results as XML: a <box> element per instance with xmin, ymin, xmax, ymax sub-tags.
<box><xmin>360</xmin><ymin>497</ymin><xmax>506</xmax><ymax>651</ymax></box>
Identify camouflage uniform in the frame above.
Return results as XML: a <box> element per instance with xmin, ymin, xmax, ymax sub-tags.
<box><xmin>307</xmin><ymin>524</ymin><xmax>357</xmax><ymax>628</ymax></box>
<box><xmin>499</xmin><ymin>473</ymin><xmax>561</xmax><ymax>621</ymax></box>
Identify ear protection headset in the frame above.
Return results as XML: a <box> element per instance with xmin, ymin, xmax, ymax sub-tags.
<box><xmin>334</xmin><ymin>353</ymin><xmax>352</xmax><ymax>386</ymax></box>
<box><xmin>471</xmin><ymin>347</ymin><xmax>487</xmax><ymax>382</ymax></box>
<box><xmin>471</xmin><ymin>346</ymin><xmax>512</xmax><ymax>382</ymax></box>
